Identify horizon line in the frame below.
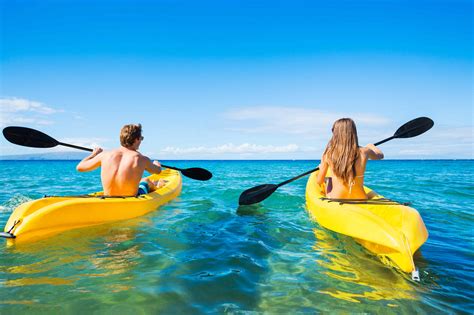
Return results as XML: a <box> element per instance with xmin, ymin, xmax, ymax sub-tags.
<box><xmin>0</xmin><ymin>159</ymin><xmax>472</xmax><ymax>162</ymax></box>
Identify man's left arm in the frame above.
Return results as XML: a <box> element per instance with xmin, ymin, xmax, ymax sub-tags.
<box><xmin>145</xmin><ymin>158</ymin><xmax>162</xmax><ymax>174</ymax></box>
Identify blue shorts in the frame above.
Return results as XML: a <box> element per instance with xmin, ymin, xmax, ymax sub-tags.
<box><xmin>137</xmin><ymin>181</ymin><xmax>150</xmax><ymax>195</ymax></box>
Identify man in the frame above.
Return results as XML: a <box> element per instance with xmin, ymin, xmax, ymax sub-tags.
<box><xmin>77</xmin><ymin>124</ymin><xmax>164</xmax><ymax>196</ymax></box>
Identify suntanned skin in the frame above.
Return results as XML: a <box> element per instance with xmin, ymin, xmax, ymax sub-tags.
<box><xmin>76</xmin><ymin>137</ymin><xmax>163</xmax><ymax>196</ymax></box>
<box><xmin>316</xmin><ymin>144</ymin><xmax>384</xmax><ymax>199</ymax></box>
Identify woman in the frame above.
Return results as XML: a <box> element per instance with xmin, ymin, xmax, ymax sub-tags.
<box><xmin>316</xmin><ymin>118</ymin><xmax>384</xmax><ymax>199</ymax></box>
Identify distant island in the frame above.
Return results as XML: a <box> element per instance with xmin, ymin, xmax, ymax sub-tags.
<box><xmin>0</xmin><ymin>151</ymin><xmax>89</xmax><ymax>160</ymax></box>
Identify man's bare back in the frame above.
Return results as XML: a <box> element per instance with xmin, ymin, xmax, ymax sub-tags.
<box><xmin>100</xmin><ymin>147</ymin><xmax>149</xmax><ymax>196</ymax></box>
<box><xmin>76</xmin><ymin>124</ymin><xmax>162</xmax><ymax>196</ymax></box>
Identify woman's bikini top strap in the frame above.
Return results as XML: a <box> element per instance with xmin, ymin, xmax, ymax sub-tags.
<box><xmin>349</xmin><ymin>175</ymin><xmax>364</xmax><ymax>195</ymax></box>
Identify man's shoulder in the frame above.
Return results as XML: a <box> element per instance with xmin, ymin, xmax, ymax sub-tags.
<box><xmin>107</xmin><ymin>148</ymin><xmax>122</xmax><ymax>156</ymax></box>
<box><xmin>116</xmin><ymin>147</ymin><xmax>140</xmax><ymax>156</ymax></box>
<box><xmin>131</xmin><ymin>151</ymin><xmax>150</xmax><ymax>162</ymax></box>
<box><xmin>116</xmin><ymin>147</ymin><xmax>151</xmax><ymax>162</ymax></box>
<box><xmin>139</xmin><ymin>154</ymin><xmax>151</xmax><ymax>163</ymax></box>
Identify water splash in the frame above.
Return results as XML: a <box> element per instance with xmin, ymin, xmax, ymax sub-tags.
<box><xmin>1</xmin><ymin>194</ymin><xmax>33</xmax><ymax>213</ymax></box>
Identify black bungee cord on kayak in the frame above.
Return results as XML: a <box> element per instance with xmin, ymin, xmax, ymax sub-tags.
<box><xmin>320</xmin><ymin>197</ymin><xmax>411</xmax><ymax>206</ymax></box>
<box><xmin>43</xmin><ymin>194</ymin><xmax>141</xmax><ymax>199</ymax></box>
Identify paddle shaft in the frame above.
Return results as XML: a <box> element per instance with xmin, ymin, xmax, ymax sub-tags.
<box><xmin>277</xmin><ymin>167</ymin><xmax>319</xmax><ymax>187</ymax></box>
<box><xmin>59</xmin><ymin>142</ymin><xmax>93</xmax><ymax>152</ymax></box>
<box><xmin>375</xmin><ymin>117</ymin><xmax>433</xmax><ymax>146</ymax></box>
<box><xmin>373</xmin><ymin>136</ymin><xmax>394</xmax><ymax>146</ymax></box>
<box><xmin>159</xmin><ymin>164</ymin><xmax>181</xmax><ymax>171</ymax></box>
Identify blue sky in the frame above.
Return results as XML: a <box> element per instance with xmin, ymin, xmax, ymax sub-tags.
<box><xmin>1</xmin><ymin>0</ymin><xmax>472</xmax><ymax>159</ymax></box>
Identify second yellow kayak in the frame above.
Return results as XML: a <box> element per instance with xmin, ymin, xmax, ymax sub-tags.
<box><xmin>305</xmin><ymin>171</ymin><xmax>428</xmax><ymax>275</ymax></box>
<box><xmin>3</xmin><ymin>169</ymin><xmax>182</xmax><ymax>244</ymax></box>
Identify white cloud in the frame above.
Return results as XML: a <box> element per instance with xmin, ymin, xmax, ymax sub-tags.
<box><xmin>393</xmin><ymin>125</ymin><xmax>474</xmax><ymax>158</ymax></box>
<box><xmin>160</xmin><ymin>143</ymin><xmax>299</xmax><ymax>155</ymax></box>
<box><xmin>223</xmin><ymin>106</ymin><xmax>389</xmax><ymax>135</ymax></box>
<box><xmin>429</xmin><ymin>126</ymin><xmax>473</xmax><ymax>143</ymax></box>
<box><xmin>0</xmin><ymin>97</ymin><xmax>61</xmax><ymax>127</ymax></box>
<box><xmin>1</xmin><ymin>97</ymin><xmax>58</xmax><ymax>114</ymax></box>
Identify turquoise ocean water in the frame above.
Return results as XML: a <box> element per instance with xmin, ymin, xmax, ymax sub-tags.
<box><xmin>0</xmin><ymin>160</ymin><xmax>472</xmax><ymax>313</ymax></box>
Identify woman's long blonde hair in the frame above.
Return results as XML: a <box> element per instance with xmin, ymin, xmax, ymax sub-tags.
<box><xmin>323</xmin><ymin>118</ymin><xmax>360</xmax><ymax>185</ymax></box>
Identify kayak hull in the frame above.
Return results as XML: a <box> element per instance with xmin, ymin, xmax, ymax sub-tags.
<box><xmin>305</xmin><ymin>171</ymin><xmax>428</xmax><ymax>273</ymax></box>
<box><xmin>3</xmin><ymin>169</ymin><xmax>182</xmax><ymax>244</ymax></box>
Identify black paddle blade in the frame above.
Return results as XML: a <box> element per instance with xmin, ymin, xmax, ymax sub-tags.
<box><xmin>180</xmin><ymin>167</ymin><xmax>213</xmax><ymax>181</ymax></box>
<box><xmin>394</xmin><ymin>117</ymin><xmax>434</xmax><ymax>139</ymax></box>
<box><xmin>3</xmin><ymin>126</ymin><xmax>59</xmax><ymax>148</ymax></box>
<box><xmin>239</xmin><ymin>184</ymin><xmax>278</xmax><ymax>205</ymax></box>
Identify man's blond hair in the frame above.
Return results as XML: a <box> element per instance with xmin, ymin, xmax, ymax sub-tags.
<box><xmin>120</xmin><ymin>124</ymin><xmax>142</xmax><ymax>148</ymax></box>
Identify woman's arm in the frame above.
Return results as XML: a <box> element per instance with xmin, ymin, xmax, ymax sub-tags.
<box><xmin>316</xmin><ymin>155</ymin><xmax>329</xmax><ymax>184</ymax></box>
<box><xmin>365</xmin><ymin>144</ymin><xmax>384</xmax><ymax>160</ymax></box>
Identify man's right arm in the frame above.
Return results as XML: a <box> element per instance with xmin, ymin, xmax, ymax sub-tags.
<box><xmin>146</xmin><ymin>158</ymin><xmax>162</xmax><ymax>174</ymax></box>
<box><xmin>77</xmin><ymin>148</ymin><xmax>103</xmax><ymax>172</ymax></box>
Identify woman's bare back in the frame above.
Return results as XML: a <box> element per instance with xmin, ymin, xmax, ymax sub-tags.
<box><xmin>317</xmin><ymin>145</ymin><xmax>383</xmax><ymax>199</ymax></box>
<box><xmin>325</xmin><ymin>148</ymin><xmax>369</xmax><ymax>199</ymax></box>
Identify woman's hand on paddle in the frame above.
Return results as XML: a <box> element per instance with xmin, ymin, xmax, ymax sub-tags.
<box><xmin>365</xmin><ymin>144</ymin><xmax>384</xmax><ymax>160</ymax></box>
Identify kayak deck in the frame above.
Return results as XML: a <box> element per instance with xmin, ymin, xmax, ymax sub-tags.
<box><xmin>305</xmin><ymin>171</ymin><xmax>428</xmax><ymax>274</ymax></box>
<box><xmin>3</xmin><ymin>169</ymin><xmax>182</xmax><ymax>244</ymax></box>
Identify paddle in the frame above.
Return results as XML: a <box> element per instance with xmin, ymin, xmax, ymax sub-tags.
<box><xmin>238</xmin><ymin>117</ymin><xmax>434</xmax><ymax>205</ymax></box>
<box><xmin>2</xmin><ymin>126</ymin><xmax>213</xmax><ymax>181</ymax></box>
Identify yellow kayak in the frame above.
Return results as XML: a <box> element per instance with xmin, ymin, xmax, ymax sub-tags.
<box><xmin>2</xmin><ymin>169</ymin><xmax>182</xmax><ymax>244</ymax></box>
<box><xmin>305</xmin><ymin>171</ymin><xmax>428</xmax><ymax>276</ymax></box>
